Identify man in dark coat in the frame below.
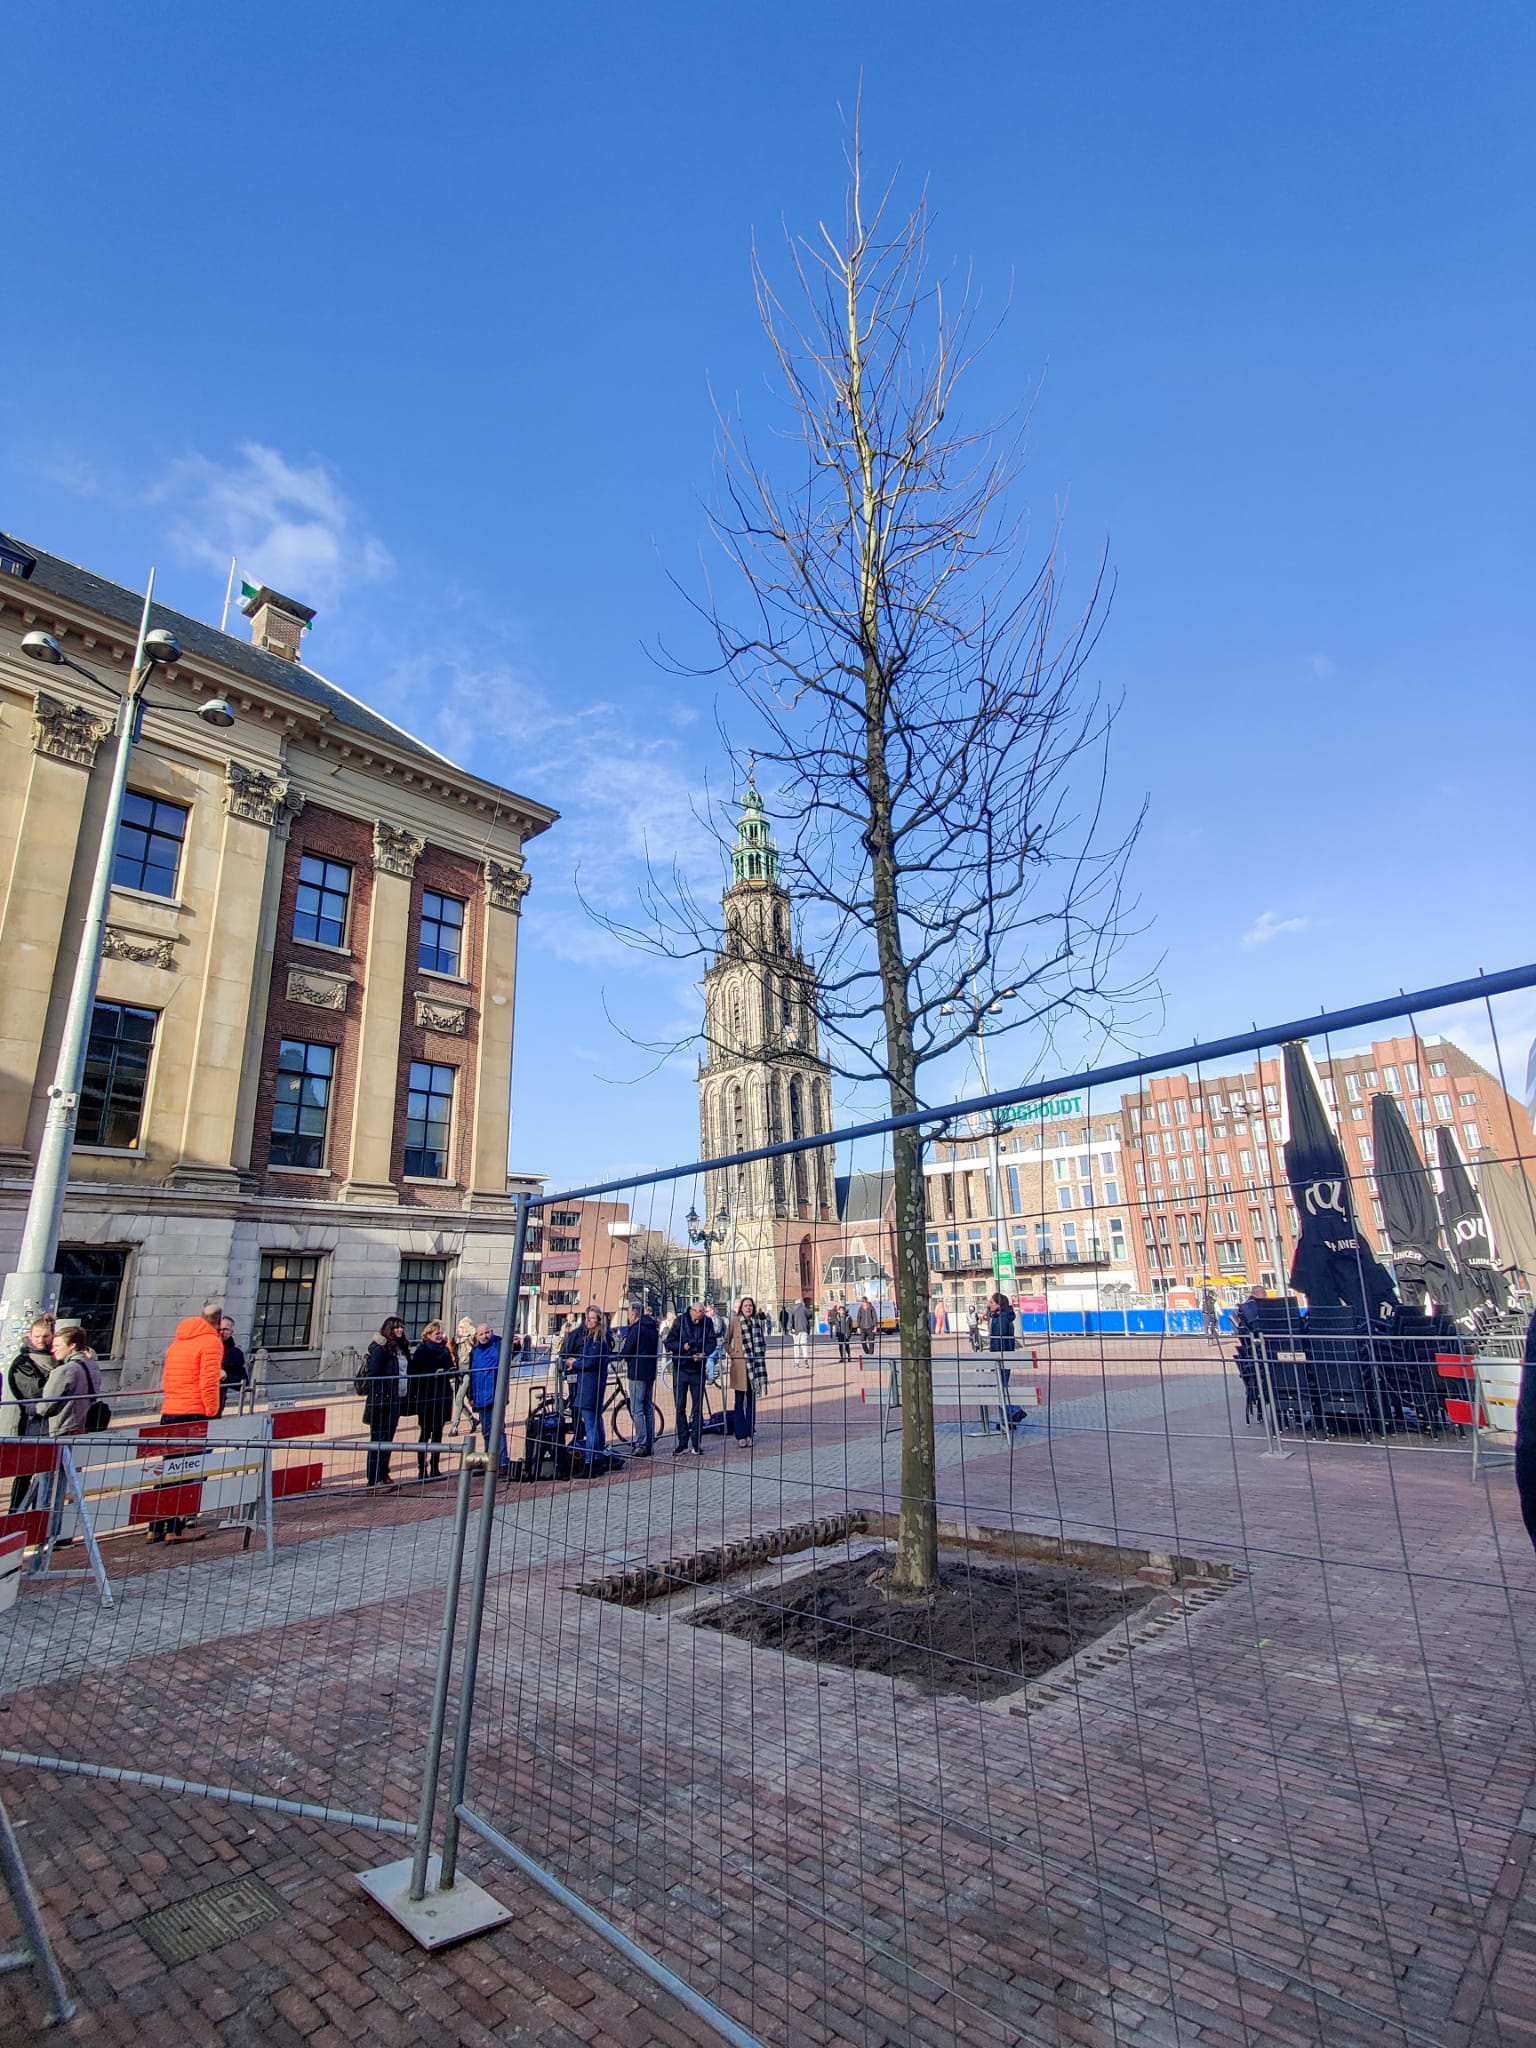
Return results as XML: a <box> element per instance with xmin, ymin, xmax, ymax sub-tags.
<box><xmin>666</xmin><ymin>1302</ymin><xmax>715</xmax><ymax>1456</ymax></box>
<box><xmin>617</xmin><ymin>1304</ymin><xmax>661</xmax><ymax>1456</ymax></box>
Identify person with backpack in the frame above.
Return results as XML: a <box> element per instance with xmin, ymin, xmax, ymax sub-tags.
<box><xmin>468</xmin><ymin>1324</ymin><xmax>509</xmax><ymax>1476</ymax></box>
<box><xmin>361</xmin><ymin>1317</ymin><xmax>412</xmax><ymax>1488</ymax></box>
<box><xmin>151</xmin><ymin>1301</ymin><xmax>223</xmax><ymax>1540</ymax></box>
<box><xmin>2</xmin><ymin>1315</ymin><xmax>55</xmax><ymax>1513</ymax></box>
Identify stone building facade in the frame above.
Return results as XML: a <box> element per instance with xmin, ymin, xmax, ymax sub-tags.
<box><xmin>0</xmin><ymin>537</ymin><xmax>555</xmax><ymax>1389</ymax></box>
<box><xmin>697</xmin><ymin>789</ymin><xmax>837</xmax><ymax>1312</ymax></box>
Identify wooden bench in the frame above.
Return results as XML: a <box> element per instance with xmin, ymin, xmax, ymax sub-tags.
<box><xmin>860</xmin><ymin>1352</ymin><xmax>1044</xmax><ymax>1442</ymax></box>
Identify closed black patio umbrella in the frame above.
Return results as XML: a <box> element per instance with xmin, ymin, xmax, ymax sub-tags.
<box><xmin>1371</xmin><ymin>1093</ymin><xmax>1456</xmax><ymax>1311</ymax></box>
<box><xmin>1282</xmin><ymin>1041</ymin><xmax>1396</xmax><ymax>1325</ymax></box>
<box><xmin>1435</xmin><ymin>1125</ymin><xmax>1508</xmax><ymax>1316</ymax></box>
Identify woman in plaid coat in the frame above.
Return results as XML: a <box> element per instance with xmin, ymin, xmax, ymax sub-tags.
<box><xmin>724</xmin><ymin>1295</ymin><xmax>769</xmax><ymax>1446</ymax></box>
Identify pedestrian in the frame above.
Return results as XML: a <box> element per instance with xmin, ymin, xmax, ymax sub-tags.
<box><xmin>568</xmin><ymin>1305</ymin><xmax>612</xmax><ymax>1470</ymax></box>
<box><xmin>855</xmin><ymin>1295</ymin><xmax>879</xmax><ymax>1357</ymax></box>
<box><xmin>789</xmin><ymin>1296</ymin><xmax>812</xmax><ymax>1367</ymax></box>
<box><xmin>724</xmin><ymin>1295</ymin><xmax>769</xmax><ymax>1445</ymax></box>
<box><xmin>407</xmin><ymin>1320</ymin><xmax>456</xmax><ymax>1479</ymax></box>
<box><xmin>1517</xmin><ymin>1310</ymin><xmax>1536</xmax><ymax>1556</ymax></box>
<box><xmin>829</xmin><ymin>1301</ymin><xmax>852</xmax><ymax>1365</ymax></box>
<box><xmin>218</xmin><ymin>1315</ymin><xmax>249</xmax><ymax>1415</ymax></box>
<box><xmin>451</xmin><ymin>1315</ymin><xmax>476</xmax><ymax>1433</ymax></box>
<box><xmin>38</xmin><ymin>1324</ymin><xmax>101</xmax><ymax>1435</ymax></box>
<box><xmin>468</xmin><ymin>1323</ymin><xmax>509</xmax><ymax>1474</ymax></box>
<box><xmin>966</xmin><ymin>1302</ymin><xmax>982</xmax><ymax>1352</ymax></box>
<box><xmin>151</xmin><ymin>1300</ymin><xmax>224</xmax><ymax>1540</ymax></box>
<box><xmin>617</xmin><ymin>1302</ymin><xmax>660</xmax><ymax>1456</ymax></box>
<box><xmin>362</xmin><ymin>1316</ymin><xmax>411</xmax><ymax>1488</ymax></box>
<box><xmin>666</xmin><ymin>1301</ymin><xmax>715</xmax><ymax>1455</ymax></box>
<box><xmin>2</xmin><ymin>1315</ymin><xmax>55</xmax><ymax>1514</ymax></box>
<box><xmin>777</xmin><ymin>1304</ymin><xmax>790</xmax><ymax>1337</ymax></box>
<box><xmin>1201</xmin><ymin>1286</ymin><xmax>1220</xmax><ymax>1341</ymax></box>
<box><xmin>989</xmin><ymin>1289</ymin><xmax>1020</xmax><ymax>1429</ymax></box>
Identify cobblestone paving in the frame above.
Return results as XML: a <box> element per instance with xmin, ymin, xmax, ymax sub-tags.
<box><xmin>2</xmin><ymin>1337</ymin><xmax>1532</xmax><ymax>2045</ymax></box>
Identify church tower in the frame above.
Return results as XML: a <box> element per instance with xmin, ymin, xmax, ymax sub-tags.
<box><xmin>698</xmin><ymin>786</ymin><xmax>837</xmax><ymax>1310</ymax></box>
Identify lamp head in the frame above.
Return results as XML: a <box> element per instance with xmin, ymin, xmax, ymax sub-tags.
<box><xmin>20</xmin><ymin>631</ymin><xmax>65</xmax><ymax>665</ymax></box>
<box><xmin>142</xmin><ymin>629</ymin><xmax>181</xmax><ymax>665</ymax></box>
<box><xmin>686</xmin><ymin>1206</ymin><xmax>699</xmax><ymax>1234</ymax></box>
<box><xmin>196</xmin><ymin>697</ymin><xmax>235</xmax><ymax>729</ymax></box>
<box><xmin>715</xmin><ymin>1207</ymin><xmax>728</xmax><ymax>1232</ymax></box>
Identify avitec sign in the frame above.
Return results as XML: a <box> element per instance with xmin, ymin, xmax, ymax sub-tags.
<box><xmin>992</xmin><ymin>1093</ymin><xmax>1081</xmax><ymax>1127</ymax></box>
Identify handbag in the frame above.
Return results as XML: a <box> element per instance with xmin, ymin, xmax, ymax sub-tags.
<box><xmin>81</xmin><ymin>1358</ymin><xmax>111</xmax><ymax>1434</ymax></box>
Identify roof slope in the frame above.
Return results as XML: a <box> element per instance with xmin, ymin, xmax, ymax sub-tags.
<box><xmin>10</xmin><ymin>540</ymin><xmax>552</xmax><ymax>829</ymax></box>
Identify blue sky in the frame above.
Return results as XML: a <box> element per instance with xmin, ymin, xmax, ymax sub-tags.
<box><xmin>7</xmin><ymin>3</ymin><xmax>1533</xmax><ymax>1182</ymax></box>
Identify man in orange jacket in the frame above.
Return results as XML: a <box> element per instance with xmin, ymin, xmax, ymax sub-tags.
<box><xmin>150</xmin><ymin>1299</ymin><xmax>225</xmax><ymax>1543</ymax></box>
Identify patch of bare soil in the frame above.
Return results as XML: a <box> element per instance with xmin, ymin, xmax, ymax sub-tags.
<box><xmin>692</xmin><ymin>1550</ymin><xmax>1154</xmax><ymax>1700</ymax></box>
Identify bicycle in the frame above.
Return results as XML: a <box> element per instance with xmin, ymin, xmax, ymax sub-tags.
<box><xmin>603</xmin><ymin>1376</ymin><xmax>666</xmax><ymax>1447</ymax></box>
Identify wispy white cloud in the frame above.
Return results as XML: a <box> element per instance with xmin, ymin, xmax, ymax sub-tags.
<box><xmin>1241</xmin><ymin>909</ymin><xmax>1309</xmax><ymax>950</ymax></box>
<box><xmin>150</xmin><ymin>441</ymin><xmax>394</xmax><ymax>605</ymax></box>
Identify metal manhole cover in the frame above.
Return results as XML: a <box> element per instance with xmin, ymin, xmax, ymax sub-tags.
<box><xmin>138</xmin><ymin>1874</ymin><xmax>285</xmax><ymax>1965</ymax></box>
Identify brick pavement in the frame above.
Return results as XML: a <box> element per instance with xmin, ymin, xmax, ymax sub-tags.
<box><xmin>2</xmin><ymin>1333</ymin><xmax>1533</xmax><ymax>2046</ymax></box>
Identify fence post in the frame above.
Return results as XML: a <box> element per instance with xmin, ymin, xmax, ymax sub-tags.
<box><xmin>0</xmin><ymin>1786</ymin><xmax>73</xmax><ymax>2025</ymax></box>
<box><xmin>407</xmin><ymin>1449</ymin><xmax>480</xmax><ymax>1902</ymax></box>
<box><xmin>437</xmin><ymin>1192</ymin><xmax>532</xmax><ymax>1891</ymax></box>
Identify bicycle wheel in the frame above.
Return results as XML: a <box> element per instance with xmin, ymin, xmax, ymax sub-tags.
<box><xmin>606</xmin><ymin>1392</ymin><xmax>634</xmax><ymax>1445</ymax></box>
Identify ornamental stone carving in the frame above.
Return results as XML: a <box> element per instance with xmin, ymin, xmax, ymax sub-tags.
<box><xmin>487</xmin><ymin>860</ymin><xmax>531</xmax><ymax>914</ymax></box>
<box><xmin>225</xmin><ymin>760</ymin><xmax>305</xmax><ymax>830</ymax></box>
<box><xmin>285</xmin><ymin>965</ymin><xmax>350</xmax><ymax>1011</ymax></box>
<box><xmin>374</xmin><ymin>822</ymin><xmax>426</xmax><ymax>879</ymax></box>
<box><xmin>102</xmin><ymin>927</ymin><xmax>176</xmax><ymax>970</ymax></box>
<box><xmin>414</xmin><ymin>992</ymin><xmax>470</xmax><ymax>1035</ymax></box>
<box><xmin>33</xmin><ymin>691</ymin><xmax>112</xmax><ymax>768</ymax></box>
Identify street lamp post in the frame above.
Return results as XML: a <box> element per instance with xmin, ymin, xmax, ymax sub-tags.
<box><xmin>0</xmin><ymin>573</ymin><xmax>235</xmax><ymax>1356</ymax></box>
<box><xmin>686</xmin><ymin>1204</ymin><xmax>729</xmax><ymax>1314</ymax></box>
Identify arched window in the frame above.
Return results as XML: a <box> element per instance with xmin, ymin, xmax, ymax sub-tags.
<box><xmin>773</xmin><ymin>904</ymin><xmax>787</xmax><ymax>956</ymax></box>
<box><xmin>730</xmin><ymin>987</ymin><xmax>742</xmax><ymax>1048</ymax></box>
<box><xmin>732</xmin><ymin>1086</ymin><xmax>746</xmax><ymax>1155</ymax></box>
<box><xmin>790</xmin><ymin>1079</ymin><xmax>809</xmax><ymax>1215</ymax></box>
<box><xmin>779</xmin><ymin>978</ymin><xmax>794</xmax><ymax>1033</ymax></box>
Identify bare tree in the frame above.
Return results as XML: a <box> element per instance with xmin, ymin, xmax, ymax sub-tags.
<box><xmin>608</xmin><ymin>143</ymin><xmax>1146</xmax><ymax>1593</ymax></box>
<box><xmin>625</xmin><ymin>1229</ymin><xmax>693</xmax><ymax>1316</ymax></box>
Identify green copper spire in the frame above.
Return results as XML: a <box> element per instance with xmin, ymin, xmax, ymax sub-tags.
<box><xmin>731</xmin><ymin>782</ymin><xmax>778</xmax><ymax>884</ymax></box>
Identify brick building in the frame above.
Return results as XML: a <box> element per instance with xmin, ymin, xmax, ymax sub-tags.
<box><xmin>0</xmin><ymin>536</ymin><xmax>556</xmax><ymax>1386</ymax></box>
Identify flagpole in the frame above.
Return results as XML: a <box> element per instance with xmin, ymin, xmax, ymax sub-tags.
<box><xmin>219</xmin><ymin>555</ymin><xmax>238</xmax><ymax>634</ymax></box>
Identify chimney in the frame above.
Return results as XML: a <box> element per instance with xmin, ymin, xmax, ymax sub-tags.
<box><xmin>240</xmin><ymin>583</ymin><xmax>315</xmax><ymax>663</ymax></box>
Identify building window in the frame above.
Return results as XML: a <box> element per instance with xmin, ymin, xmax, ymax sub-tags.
<box><xmin>1432</xmin><ymin>1093</ymin><xmax>1452</xmax><ymax>1120</ymax></box>
<box><xmin>1057</xmin><ymin>1187</ymin><xmax>1074</xmax><ymax>1210</ymax></box>
<box><xmin>113</xmin><ymin>792</ymin><xmax>188</xmax><ymax>897</ymax></box>
<box><xmin>550</xmin><ymin>1209</ymin><xmax>581</xmax><ymax>1226</ymax></box>
<box><xmin>1384</xmin><ymin>1066</ymin><xmax>1399</xmax><ymax>1092</ymax></box>
<box><xmin>294</xmin><ymin>855</ymin><xmax>352</xmax><ymax>948</ymax></box>
<box><xmin>404</xmin><ymin>1062</ymin><xmax>456</xmax><ymax>1178</ymax></box>
<box><xmin>967</xmin><ymin>1229</ymin><xmax>983</xmax><ymax>1265</ymax></box>
<box><xmin>1358</xmin><ymin>1137</ymin><xmax>1372</xmax><ymax>1162</ymax></box>
<box><xmin>1463</xmin><ymin>1122</ymin><xmax>1482</xmax><ymax>1151</ymax></box>
<box><xmin>1345</xmin><ymin>1072</ymin><xmax>1361</xmax><ymax>1102</ymax></box>
<box><xmin>1062</xmin><ymin>1224</ymin><xmax>1079</xmax><ymax>1258</ymax></box>
<box><xmin>1104</xmin><ymin>1179</ymin><xmax>1120</xmax><ymax>1204</ymax></box>
<box><xmin>1405</xmin><ymin>1062</ymin><xmax>1420</xmax><ymax>1091</ymax></box>
<box><xmin>1006</xmin><ymin>1165</ymin><xmax>1021</xmax><ymax>1215</ymax></box>
<box><xmin>269</xmin><ymin>1041</ymin><xmax>336</xmax><ymax>1169</ymax></box>
<box><xmin>397</xmin><ymin>1257</ymin><xmax>450</xmax><ymax>1339</ymax></box>
<box><xmin>1457</xmin><ymin>1091</ymin><xmax>1477</xmax><ymax>1108</ymax></box>
<box><xmin>1429</xmin><ymin>1060</ymin><xmax>1447</xmax><ymax>1078</ymax></box>
<box><xmin>57</xmin><ymin>1246</ymin><xmax>130</xmax><ymax>1357</ymax></box>
<box><xmin>945</xmin><ymin>1229</ymin><xmax>959</xmax><ymax>1268</ymax></box>
<box><xmin>78</xmin><ymin>1001</ymin><xmax>156</xmax><ymax>1148</ymax></box>
<box><xmin>419</xmin><ymin>890</ymin><xmax>466</xmax><ymax>976</ymax></box>
<box><xmin>254</xmin><ymin>1253</ymin><xmax>321</xmax><ymax>1350</ymax></box>
<box><xmin>926</xmin><ymin>1234</ymin><xmax>941</xmax><ymax>1269</ymax></box>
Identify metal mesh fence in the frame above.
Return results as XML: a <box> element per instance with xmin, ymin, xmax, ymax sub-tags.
<box><xmin>3</xmin><ymin>966</ymin><xmax>1535</xmax><ymax>2046</ymax></box>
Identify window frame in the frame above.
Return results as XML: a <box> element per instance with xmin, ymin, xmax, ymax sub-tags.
<box><xmin>397</xmin><ymin>1256</ymin><xmax>452</xmax><ymax>1339</ymax></box>
<box><xmin>112</xmin><ymin>790</ymin><xmax>189</xmax><ymax>899</ymax></box>
<box><xmin>57</xmin><ymin>1245</ymin><xmax>131</xmax><ymax>1358</ymax></box>
<box><xmin>403</xmin><ymin>1060</ymin><xmax>457</xmax><ymax>1180</ymax></box>
<box><xmin>418</xmin><ymin>889</ymin><xmax>467</xmax><ymax>978</ymax></box>
<box><xmin>254</xmin><ymin>1252</ymin><xmax>323</xmax><ymax>1352</ymax></box>
<box><xmin>77</xmin><ymin>1000</ymin><xmax>158</xmax><ymax>1150</ymax></box>
<box><xmin>269</xmin><ymin>1039</ymin><xmax>338</xmax><ymax>1171</ymax></box>
<box><xmin>293</xmin><ymin>854</ymin><xmax>354</xmax><ymax>950</ymax></box>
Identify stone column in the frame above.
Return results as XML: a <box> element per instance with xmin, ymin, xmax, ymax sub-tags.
<box><xmin>0</xmin><ymin>694</ymin><xmax>113</xmax><ymax>1169</ymax></box>
<box><xmin>339</xmin><ymin>823</ymin><xmax>424</xmax><ymax>1205</ymax></box>
<box><xmin>466</xmin><ymin>859</ymin><xmax>528</xmax><ymax>1210</ymax></box>
<box><xmin>171</xmin><ymin>763</ymin><xmax>305</xmax><ymax>1187</ymax></box>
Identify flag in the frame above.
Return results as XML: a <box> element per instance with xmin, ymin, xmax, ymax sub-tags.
<box><xmin>240</xmin><ymin>575</ymin><xmax>310</xmax><ymax>632</ymax></box>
